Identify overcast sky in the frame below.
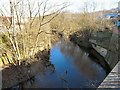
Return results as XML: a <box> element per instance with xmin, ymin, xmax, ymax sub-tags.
<box><xmin>55</xmin><ymin>0</ymin><xmax>120</xmax><ymax>12</ymax></box>
<box><xmin>0</xmin><ymin>0</ymin><xmax>119</xmax><ymax>16</ymax></box>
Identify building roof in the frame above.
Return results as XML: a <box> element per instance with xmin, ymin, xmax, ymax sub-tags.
<box><xmin>0</xmin><ymin>16</ymin><xmax>12</xmax><ymax>23</ymax></box>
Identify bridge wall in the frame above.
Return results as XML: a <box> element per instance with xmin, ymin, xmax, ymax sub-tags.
<box><xmin>105</xmin><ymin>31</ymin><xmax>119</xmax><ymax>69</ymax></box>
<box><xmin>89</xmin><ymin>28</ymin><xmax>119</xmax><ymax>69</ymax></box>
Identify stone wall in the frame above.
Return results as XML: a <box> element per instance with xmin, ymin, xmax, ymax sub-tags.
<box><xmin>89</xmin><ymin>28</ymin><xmax>119</xmax><ymax>69</ymax></box>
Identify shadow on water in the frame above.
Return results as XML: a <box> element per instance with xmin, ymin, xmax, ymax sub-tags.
<box><xmin>11</xmin><ymin>41</ymin><xmax>107</xmax><ymax>89</ymax></box>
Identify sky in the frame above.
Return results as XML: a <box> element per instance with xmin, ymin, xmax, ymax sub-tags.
<box><xmin>0</xmin><ymin>0</ymin><xmax>120</xmax><ymax>16</ymax></box>
<box><xmin>54</xmin><ymin>0</ymin><xmax>120</xmax><ymax>12</ymax></box>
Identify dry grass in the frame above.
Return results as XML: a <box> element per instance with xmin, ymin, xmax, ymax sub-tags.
<box><xmin>0</xmin><ymin>10</ymin><xmax>113</xmax><ymax>66</ymax></box>
<box><xmin>50</xmin><ymin>12</ymin><xmax>114</xmax><ymax>36</ymax></box>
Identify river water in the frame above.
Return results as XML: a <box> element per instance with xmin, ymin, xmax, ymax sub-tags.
<box><xmin>13</xmin><ymin>41</ymin><xmax>107</xmax><ymax>89</ymax></box>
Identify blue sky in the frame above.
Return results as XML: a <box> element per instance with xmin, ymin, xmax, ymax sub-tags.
<box><xmin>0</xmin><ymin>0</ymin><xmax>119</xmax><ymax>16</ymax></box>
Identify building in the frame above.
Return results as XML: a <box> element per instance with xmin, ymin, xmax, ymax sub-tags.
<box><xmin>0</xmin><ymin>16</ymin><xmax>12</xmax><ymax>32</ymax></box>
<box><xmin>118</xmin><ymin>1</ymin><xmax>120</xmax><ymax>12</ymax></box>
<box><xmin>0</xmin><ymin>16</ymin><xmax>12</xmax><ymax>26</ymax></box>
<box><xmin>104</xmin><ymin>13</ymin><xmax>118</xmax><ymax>19</ymax></box>
<box><xmin>0</xmin><ymin>16</ymin><xmax>28</xmax><ymax>32</ymax></box>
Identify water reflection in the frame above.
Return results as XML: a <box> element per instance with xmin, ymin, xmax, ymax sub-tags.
<box><xmin>13</xmin><ymin>41</ymin><xmax>107</xmax><ymax>88</ymax></box>
<box><xmin>59</xmin><ymin>41</ymin><xmax>101</xmax><ymax>80</ymax></box>
<box><xmin>49</xmin><ymin>41</ymin><xmax>106</xmax><ymax>88</ymax></box>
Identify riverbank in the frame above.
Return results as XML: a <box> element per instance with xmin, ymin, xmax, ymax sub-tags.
<box><xmin>69</xmin><ymin>31</ymin><xmax>111</xmax><ymax>74</ymax></box>
<box><xmin>1</xmin><ymin>29</ymin><xmax>64</xmax><ymax>89</ymax></box>
<box><xmin>2</xmin><ymin>49</ymin><xmax>55</xmax><ymax>88</ymax></box>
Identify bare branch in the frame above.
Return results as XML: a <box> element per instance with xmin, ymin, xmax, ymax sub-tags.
<box><xmin>41</xmin><ymin>4</ymin><xmax>69</xmax><ymax>26</ymax></box>
<box><xmin>30</xmin><ymin>1</ymin><xmax>44</xmax><ymax>27</ymax></box>
<box><xmin>41</xmin><ymin>12</ymin><xmax>60</xmax><ymax>27</ymax></box>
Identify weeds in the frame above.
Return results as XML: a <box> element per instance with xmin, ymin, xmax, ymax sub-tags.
<box><xmin>0</xmin><ymin>0</ymin><xmax>68</xmax><ymax>66</ymax></box>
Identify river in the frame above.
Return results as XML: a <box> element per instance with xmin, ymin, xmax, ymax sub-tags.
<box><xmin>12</xmin><ymin>41</ymin><xmax>107</xmax><ymax>89</ymax></box>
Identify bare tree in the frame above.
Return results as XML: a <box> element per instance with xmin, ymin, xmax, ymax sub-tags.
<box><xmin>0</xmin><ymin>0</ymin><xmax>68</xmax><ymax>65</ymax></box>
